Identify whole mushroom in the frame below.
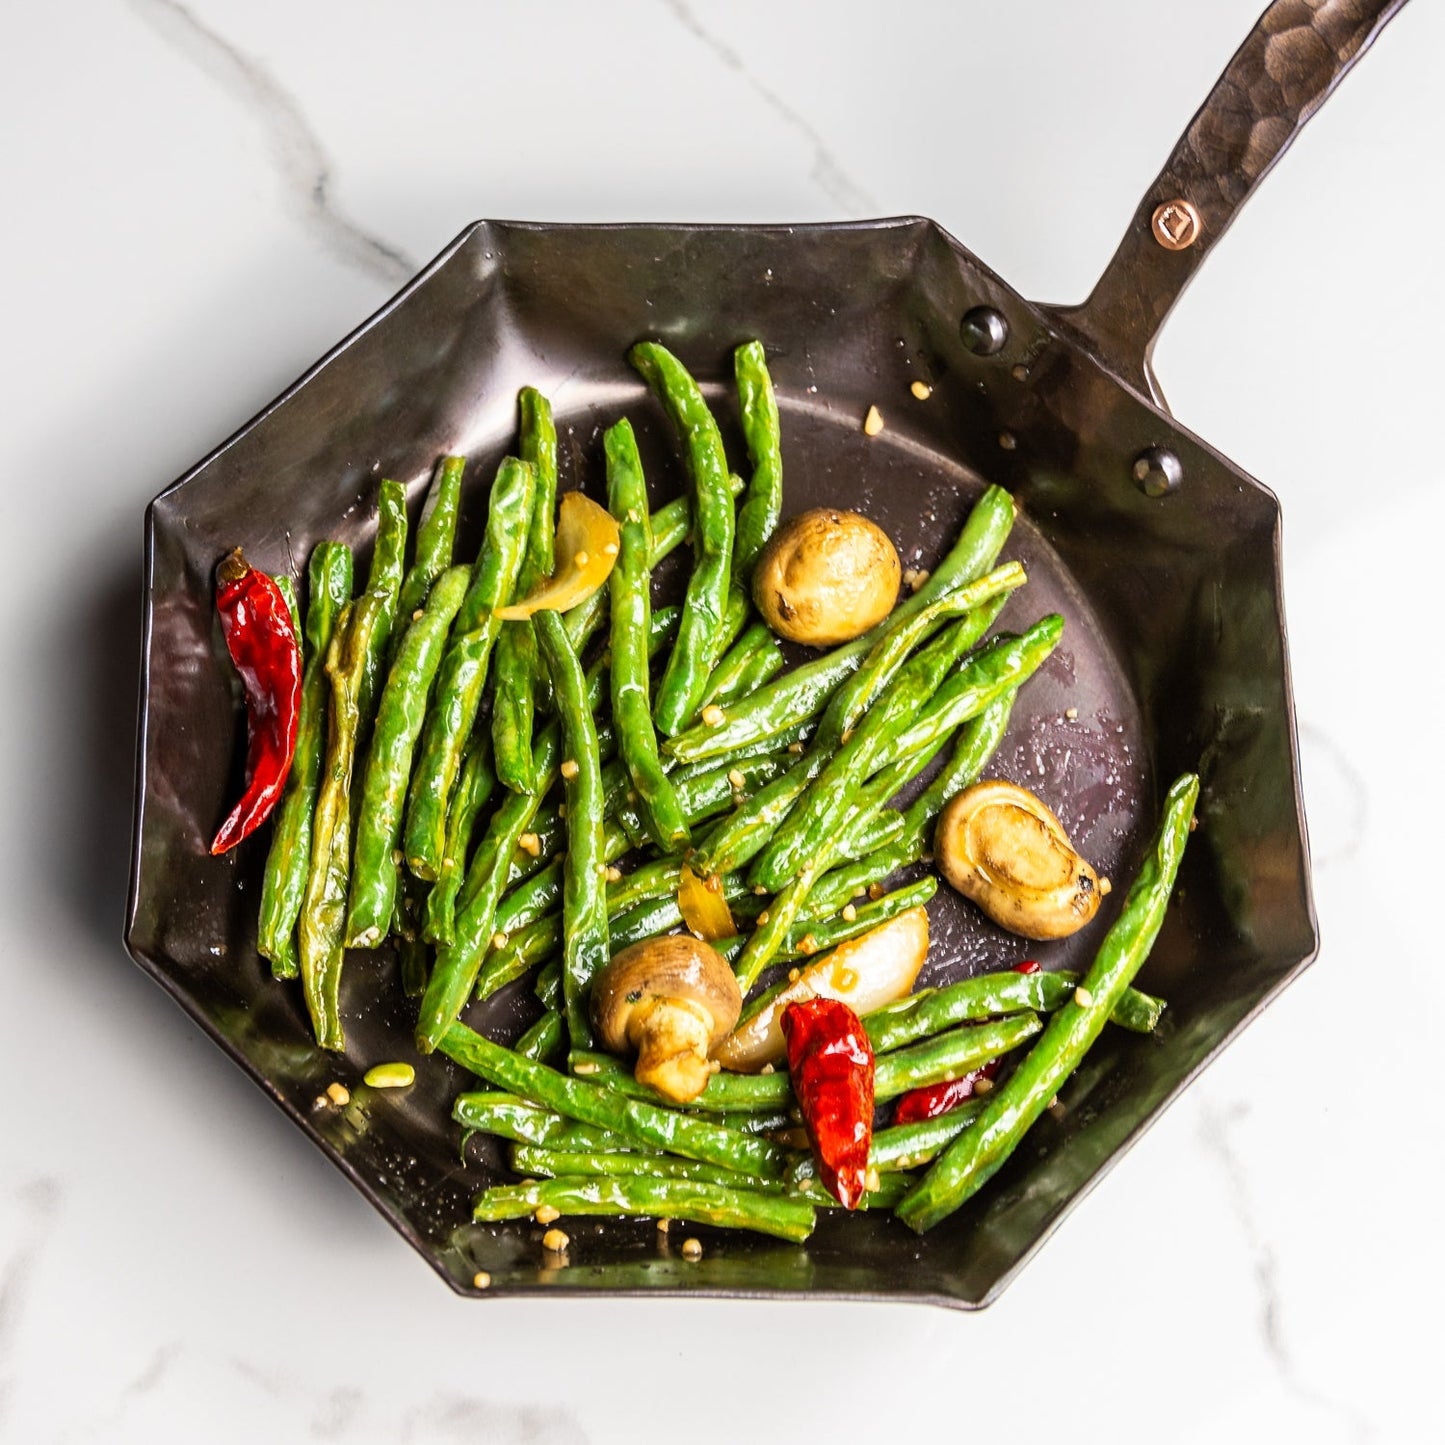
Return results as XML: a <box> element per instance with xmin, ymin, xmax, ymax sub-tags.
<box><xmin>591</xmin><ymin>936</ymin><xmax>742</xmax><ymax>1104</ymax></box>
<box><xmin>752</xmin><ymin>508</ymin><xmax>900</xmax><ymax>646</ymax></box>
<box><xmin>935</xmin><ymin>780</ymin><xmax>1103</xmax><ymax>940</ymax></box>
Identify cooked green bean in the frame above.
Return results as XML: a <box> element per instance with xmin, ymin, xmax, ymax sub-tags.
<box><xmin>699</xmin><ymin>622</ymin><xmax>782</xmax><ymax>712</ymax></box>
<box><xmin>733</xmin><ymin>340</ymin><xmax>783</xmax><ymax>576</ymax></box>
<box><xmin>493</xmin><ymin>391</ymin><xmax>557</xmax><ymax>792</ymax></box>
<box><xmin>606</xmin><ymin>418</ymin><xmax>689</xmax><ymax>850</ymax></box>
<box><xmin>440</xmin><ymin>1021</ymin><xmax>793</xmax><ymax>1177</ymax></box>
<box><xmin>897</xmin><ymin>772</ymin><xmax>1200</xmax><ymax>1232</ymax></box>
<box><xmin>404</xmin><ymin>457</ymin><xmax>533</xmax><ymax>879</ymax></box>
<box><xmin>394</xmin><ymin>455</ymin><xmax>465</xmax><ymax>624</ymax></box>
<box><xmin>257</xmin><ymin>542</ymin><xmax>353</xmax><ymax>977</ymax></box>
<box><xmin>510</xmin><ymin>1144</ymin><xmax>782</xmax><ymax>1194</ymax></box>
<box><xmin>534</xmin><ymin>609</ymin><xmax>608</xmax><ymax>1052</ymax></box>
<box><xmin>515</xmin><ymin>1009</ymin><xmax>565</xmax><ymax>1064</ymax></box>
<box><xmin>455</xmin><ymin>1091</ymin><xmax>637</xmax><ymax>1153</ymax></box>
<box><xmin>356</xmin><ymin>479</ymin><xmax>408</xmax><ymax>722</ymax></box>
<box><xmin>666</xmin><ymin>483</ymin><xmax>1016</xmax><ymax>763</ymax></box>
<box><xmin>471</xmin><ymin>1175</ymin><xmax>815</xmax><ymax>1243</ymax></box>
<box><xmin>900</xmin><ymin>690</ymin><xmax>1017</xmax><ymax>845</ymax></box>
<box><xmin>789</xmin><ymin>1103</ymin><xmax>989</xmax><ymax>1184</ymax></box>
<box><xmin>630</xmin><ymin>342</ymin><xmax>735</xmax><ymax>734</ymax></box>
<box><xmin>346</xmin><ymin>564</ymin><xmax>472</xmax><ymax>947</ymax></box>
<box><xmin>751</xmin><ymin>613</ymin><xmax>1062</xmax><ymax>891</ymax></box>
<box><xmin>297</xmin><ymin>591</ymin><xmax>388</xmax><ymax>1050</ymax></box>
<box><xmin>422</xmin><ymin>737</ymin><xmax>496</xmax><ymax>947</ymax></box>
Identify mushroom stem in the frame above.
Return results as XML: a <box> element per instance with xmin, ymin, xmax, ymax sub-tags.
<box><xmin>629</xmin><ymin>996</ymin><xmax>716</xmax><ymax>1103</ymax></box>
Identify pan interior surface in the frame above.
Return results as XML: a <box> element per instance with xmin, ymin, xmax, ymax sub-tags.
<box><xmin>128</xmin><ymin>219</ymin><xmax>1314</xmax><ymax>1305</ymax></box>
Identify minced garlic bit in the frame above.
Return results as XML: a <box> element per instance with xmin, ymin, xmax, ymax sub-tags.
<box><xmin>841</xmin><ymin>903</ymin><xmax>857</xmax><ymax>923</ymax></box>
<box><xmin>753</xmin><ymin>884</ymin><xmax>769</xmax><ymax>896</ymax></box>
<box><xmin>1074</xmin><ymin>986</ymin><xmax>1094</xmax><ymax>1008</ymax></box>
<box><xmin>910</xmin><ymin>379</ymin><xmax>932</xmax><ymax>400</ymax></box>
<box><xmin>998</xmin><ymin>431</ymin><xmax>1017</xmax><ymax>450</ymax></box>
<box><xmin>535</xmin><ymin>1204</ymin><xmax>561</xmax><ymax>1225</ymax></box>
<box><xmin>557</xmin><ymin>803</ymin><xmax>567</xmax><ymax>819</ymax></box>
<box><xmin>701</xmin><ymin>704</ymin><xmax>726</xmax><ymax>728</ymax></box>
<box><xmin>797</xmin><ymin>934</ymin><xmax>820</xmax><ymax>956</ymax></box>
<box><xmin>491</xmin><ymin>931</ymin><xmax>509</xmax><ymax>950</ymax></box>
<box><xmin>865</xmin><ymin>1166</ymin><xmax>882</xmax><ymax>1192</ymax></box>
<box><xmin>572</xmin><ymin>1060</ymin><xmax>601</xmax><ymax>1076</ymax></box>
<box><xmin>541</xmin><ymin>1227</ymin><xmax>570</xmax><ymax>1253</ymax></box>
<box><xmin>602</xmin><ymin>541</ymin><xmax>619</xmax><ymax>557</ymax></box>
<box><xmin>787</xmin><ymin>968</ymin><xmax>801</xmax><ymax>983</ymax></box>
<box><xmin>863</xmin><ymin>404</ymin><xmax>884</xmax><ymax>436</ymax></box>
<box><xmin>973</xmin><ymin>1076</ymin><xmax>995</xmax><ymax>1095</ymax></box>
<box><xmin>627</xmin><ymin>508</ymin><xmax>640</xmax><ymax>524</ymax></box>
<box><xmin>574</xmin><ymin>551</ymin><xmax>589</xmax><ymax>568</ymax></box>
<box><xmin>840</xmin><ymin>727</ymin><xmax>854</xmax><ymax>744</ymax></box>
<box><xmin>363</xmin><ymin>1062</ymin><xmax>415</xmax><ymax>1089</ymax></box>
<box><xmin>681</xmin><ymin>1237</ymin><xmax>704</xmax><ymax>1261</ymax></box>
<box><xmin>560</xmin><ymin>758</ymin><xmax>580</xmax><ymax>780</ymax></box>
<box><xmin>708</xmin><ymin>1058</ymin><xmax>721</xmax><ymax>1074</ymax></box>
<box><xmin>760</xmin><ymin>1063</ymin><xmax>776</xmax><ymax>1076</ymax></box>
<box><xmin>1099</xmin><ymin>877</ymin><xmax>1113</xmax><ymax>895</ymax></box>
<box><xmin>605</xmin><ymin>864</ymin><xmax>623</xmax><ymax>883</ymax></box>
<box><xmin>325</xmin><ymin>1081</ymin><xmax>350</xmax><ymax>1107</ymax></box>
<box><xmin>518</xmin><ymin>832</ymin><xmax>542</xmax><ymax>857</ymax></box>
<box><xmin>656</xmin><ymin>1218</ymin><xmax>671</xmax><ymax>1234</ymax></box>
<box><xmin>1064</xmin><ymin>707</ymin><xmax>1079</xmax><ymax>721</ymax></box>
<box><xmin>902</xmin><ymin>568</ymin><xmax>930</xmax><ymax>593</ymax></box>
<box><xmin>868</xmin><ymin>883</ymin><xmax>885</xmax><ymax>901</ymax></box>
<box><xmin>787</xmin><ymin>741</ymin><xmax>805</xmax><ymax>755</ymax></box>
<box><xmin>411</xmin><ymin>607</ymin><xmax>425</xmax><ymax>622</ymax></box>
<box><xmin>756</xmin><ymin>910</ymin><xmax>770</xmax><ymax>926</ymax></box>
<box><xmin>472</xmin><ymin>1271</ymin><xmax>492</xmax><ymax>1290</ymax></box>
<box><xmin>836</xmin><ymin>967</ymin><xmax>858</xmax><ymax>991</ymax></box>
<box><xmin>727</xmin><ymin>768</ymin><xmax>746</xmax><ymax>789</ymax></box>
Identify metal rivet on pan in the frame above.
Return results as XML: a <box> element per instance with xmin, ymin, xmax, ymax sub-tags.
<box><xmin>960</xmin><ymin>306</ymin><xmax>1008</xmax><ymax>356</ymax></box>
<box><xmin>1151</xmin><ymin>199</ymin><xmax>1201</xmax><ymax>251</ymax></box>
<box><xmin>1132</xmin><ymin>446</ymin><xmax>1183</xmax><ymax>497</ymax></box>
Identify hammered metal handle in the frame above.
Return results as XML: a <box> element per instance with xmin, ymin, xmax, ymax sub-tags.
<box><xmin>1047</xmin><ymin>0</ymin><xmax>1407</xmax><ymax>405</ymax></box>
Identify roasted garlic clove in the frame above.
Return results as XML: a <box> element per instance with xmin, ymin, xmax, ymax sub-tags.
<box><xmin>935</xmin><ymin>780</ymin><xmax>1102</xmax><ymax>940</ymax></box>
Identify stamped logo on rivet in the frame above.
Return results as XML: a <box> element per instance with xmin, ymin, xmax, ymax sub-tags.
<box><xmin>1151</xmin><ymin>199</ymin><xmax>1201</xmax><ymax>251</ymax></box>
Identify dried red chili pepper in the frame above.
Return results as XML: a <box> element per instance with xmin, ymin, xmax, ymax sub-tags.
<box><xmin>892</xmin><ymin>1061</ymin><xmax>999</xmax><ymax>1126</ymax></box>
<box><xmin>781</xmin><ymin>997</ymin><xmax>874</xmax><ymax>1209</ymax></box>
<box><xmin>209</xmin><ymin>547</ymin><xmax>303</xmax><ymax>855</ymax></box>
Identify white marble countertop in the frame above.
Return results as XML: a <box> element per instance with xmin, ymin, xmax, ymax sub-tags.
<box><xmin>4</xmin><ymin>2</ymin><xmax>1443</xmax><ymax>1441</ymax></box>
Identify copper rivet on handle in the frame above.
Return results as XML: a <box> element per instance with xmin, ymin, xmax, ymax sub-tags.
<box><xmin>1151</xmin><ymin>199</ymin><xmax>1201</xmax><ymax>251</ymax></box>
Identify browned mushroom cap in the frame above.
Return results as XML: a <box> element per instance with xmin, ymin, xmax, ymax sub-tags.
<box><xmin>752</xmin><ymin>508</ymin><xmax>900</xmax><ymax>646</ymax></box>
<box><xmin>591</xmin><ymin>936</ymin><xmax>743</xmax><ymax>1104</ymax></box>
<box><xmin>935</xmin><ymin>780</ymin><xmax>1103</xmax><ymax>941</ymax></box>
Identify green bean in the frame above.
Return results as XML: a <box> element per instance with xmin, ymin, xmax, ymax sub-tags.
<box><xmin>297</xmin><ymin>592</ymin><xmax>388</xmax><ymax>1050</ymax></box>
<box><xmin>439</xmin><ymin>1021</ymin><xmax>794</xmax><ymax>1178</ymax></box>
<box><xmin>346</xmin><ymin>565</ymin><xmax>472</xmax><ymax>946</ymax></box>
<box><xmin>535</xmin><ymin>960</ymin><xmax>561</xmax><ymax>1010</ymax></box>
<box><xmin>493</xmin><ymin>391</ymin><xmax>557</xmax><ymax>792</ymax></box>
<box><xmin>630</xmin><ymin>342</ymin><xmax>735</xmax><ymax>734</ymax></box>
<box><xmin>356</xmin><ymin>479</ymin><xmax>409</xmax><ymax>722</ymax></box>
<box><xmin>509</xmin><ymin>1144</ymin><xmax>782</xmax><ymax>1194</ymax></box>
<box><xmin>605</xmin><ymin>419</ymin><xmax>690</xmax><ymax>850</ymax></box>
<box><xmin>455</xmin><ymin>1091</ymin><xmax>638</xmax><ymax>1153</ymax></box>
<box><xmin>789</xmin><ymin>1172</ymin><xmax>918</xmax><ymax>1211</ymax></box>
<box><xmin>864</xmin><ymin>967</ymin><xmax>1165</xmax><ymax>1052</ymax></box>
<box><xmin>404</xmin><ymin>456</ymin><xmax>533</xmax><ymax>879</ymax></box>
<box><xmin>901</xmin><ymin>690</ymin><xmax>1016</xmax><ymax>845</ymax></box>
<box><xmin>515</xmin><ymin>1009</ymin><xmax>565</xmax><ymax>1064</ymax></box>
<box><xmin>723</xmin><ymin>634</ymin><xmax>786</xmax><ymax>702</ymax></box>
<box><xmin>666</xmin><ymin>483</ymin><xmax>1016</xmax><ymax>763</ymax></box>
<box><xmin>697</xmin><ymin>600</ymin><xmax>1002</xmax><ymax>884</ymax></box>
<box><xmin>422</xmin><ymin>737</ymin><xmax>496</xmax><ymax>947</ymax></box>
<box><xmin>829</xmin><ymin>806</ymin><xmax>906</xmax><ymax>864</ymax></box>
<box><xmin>534</xmin><ymin>609</ymin><xmax>608</xmax><ymax>1052</ymax></box>
<box><xmin>897</xmin><ymin>772</ymin><xmax>1200</xmax><ymax>1232</ymax></box>
<box><xmin>790</xmin><ymin>1104</ymin><xmax>989</xmax><ymax>1185</ymax></box>
<box><xmin>733</xmin><ymin>340</ymin><xmax>783</xmax><ymax>575</ymax></box>
<box><xmin>471</xmin><ymin>1175</ymin><xmax>815</xmax><ymax>1243</ymax></box>
<box><xmin>752</xmin><ymin>612</ymin><xmax>1062</xmax><ymax>891</ymax></box>
<box><xmin>394</xmin><ymin>455</ymin><xmax>465</xmax><ymax>625</ymax></box>
<box><xmin>699</xmin><ymin>622</ymin><xmax>781</xmax><ymax>712</ymax></box>
<box><xmin>257</xmin><ymin>543</ymin><xmax>353</xmax><ymax>977</ymax></box>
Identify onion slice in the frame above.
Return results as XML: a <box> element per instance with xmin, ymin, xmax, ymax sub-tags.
<box><xmin>494</xmin><ymin>492</ymin><xmax>620</xmax><ymax>619</ymax></box>
<box><xmin>714</xmin><ymin>905</ymin><xmax>929</xmax><ymax>1071</ymax></box>
<box><xmin>678</xmin><ymin>865</ymin><xmax>736</xmax><ymax>941</ymax></box>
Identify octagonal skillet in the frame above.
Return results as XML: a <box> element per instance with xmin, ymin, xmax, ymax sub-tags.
<box><xmin>126</xmin><ymin>0</ymin><xmax>1404</xmax><ymax>1306</ymax></box>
